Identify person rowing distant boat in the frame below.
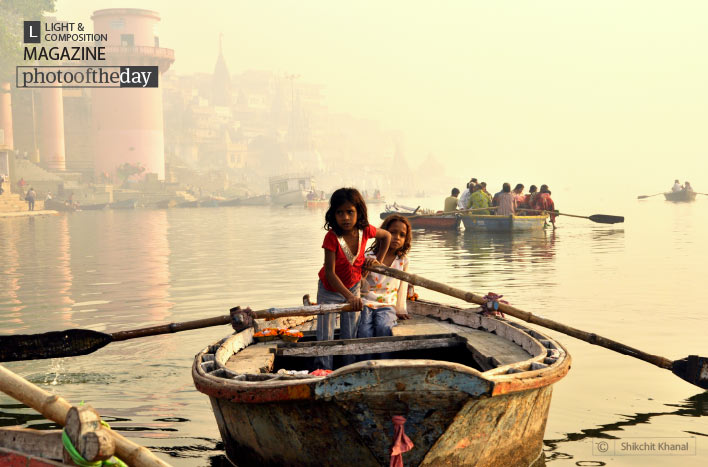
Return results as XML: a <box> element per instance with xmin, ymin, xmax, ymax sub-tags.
<box><xmin>683</xmin><ymin>181</ymin><xmax>693</xmax><ymax>192</ymax></box>
<box><xmin>672</xmin><ymin>180</ymin><xmax>682</xmax><ymax>192</ymax></box>
<box><xmin>444</xmin><ymin>188</ymin><xmax>460</xmax><ymax>212</ymax></box>
<box><xmin>532</xmin><ymin>184</ymin><xmax>556</xmax><ymax>228</ymax></box>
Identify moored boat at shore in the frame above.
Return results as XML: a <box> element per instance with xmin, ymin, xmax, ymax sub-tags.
<box><xmin>461</xmin><ymin>214</ymin><xmax>548</xmax><ymax>232</ymax></box>
<box><xmin>43</xmin><ymin>199</ymin><xmax>77</xmax><ymax>212</ymax></box>
<box><xmin>192</xmin><ymin>298</ymin><xmax>570</xmax><ymax>466</ymax></box>
<box><xmin>664</xmin><ymin>190</ymin><xmax>697</xmax><ymax>202</ymax></box>
<box><xmin>109</xmin><ymin>199</ymin><xmax>139</xmax><ymax>209</ymax></box>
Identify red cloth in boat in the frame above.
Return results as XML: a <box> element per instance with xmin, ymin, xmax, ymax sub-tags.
<box><xmin>390</xmin><ymin>416</ymin><xmax>414</xmax><ymax>467</ymax></box>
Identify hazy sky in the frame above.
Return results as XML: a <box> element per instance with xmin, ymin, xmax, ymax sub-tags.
<box><xmin>53</xmin><ymin>0</ymin><xmax>708</xmax><ymax>195</ymax></box>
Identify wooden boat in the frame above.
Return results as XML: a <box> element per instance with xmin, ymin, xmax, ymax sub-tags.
<box><xmin>1</xmin><ymin>428</ymin><xmax>67</xmax><ymax>465</ymax></box>
<box><xmin>461</xmin><ymin>214</ymin><xmax>548</xmax><ymax>232</ymax></box>
<box><xmin>78</xmin><ymin>202</ymin><xmax>109</xmax><ymax>210</ymax></box>
<box><xmin>220</xmin><ymin>194</ymin><xmax>271</xmax><ymax>206</ymax></box>
<box><xmin>43</xmin><ymin>198</ymin><xmax>77</xmax><ymax>212</ymax></box>
<box><xmin>193</xmin><ymin>299</ymin><xmax>570</xmax><ymax>466</ymax></box>
<box><xmin>176</xmin><ymin>200</ymin><xmax>199</xmax><ymax>208</ymax></box>
<box><xmin>109</xmin><ymin>199</ymin><xmax>139</xmax><ymax>209</ymax></box>
<box><xmin>379</xmin><ymin>211</ymin><xmax>461</xmax><ymax>230</ymax></box>
<box><xmin>152</xmin><ymin>198</ymin><xmax>178</xmax><ymax>209</ymax></box>
<box><xmin>304</xmin><ymin>199</ymin><xmax>329</xmax><ymax>208</ymax></box>
<box><xmin>269</xmin><ymin>174</ymin><xmax>315</xmax><ymax>205</ymax></box>
<box><xmin>664</xmin><ymin>190</ymin><xmax>697</xmax><ymax>202</ymax></box>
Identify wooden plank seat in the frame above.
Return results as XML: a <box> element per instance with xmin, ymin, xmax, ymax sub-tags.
<box><xmin>274</xmin><ymin>333</ymin><xmax>464</xmax><ymax>357</ymax></box>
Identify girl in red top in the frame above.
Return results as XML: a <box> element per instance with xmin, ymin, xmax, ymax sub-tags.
<box><xmin>315</xmin><ymin>188</ymin><xmax>391</xmax><ymax>369</ymax></box>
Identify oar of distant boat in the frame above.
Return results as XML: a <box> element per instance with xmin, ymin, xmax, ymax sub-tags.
<box><xmin>637</xmin><ymin>192</ymin><xmax>664</xmax><ymax>199</ymax></box>
<box><xmin>364</xmin><ymin>264</ymin><xmax>706</xmax><ymax>389</ymax></box>
<box><xmin>639</xmin><ymin>191</ymin><xmax>708</xmax><ymax>199</ymax></box>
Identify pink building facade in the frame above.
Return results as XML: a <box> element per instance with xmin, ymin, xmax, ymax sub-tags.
<box><xmin>91</xmin><ymin>9</ymin><xmax>174</xmax><ymax>180</ymax></box>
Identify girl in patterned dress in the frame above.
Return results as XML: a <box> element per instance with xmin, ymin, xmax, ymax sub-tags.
<box><xmin>315</xmin><ymin>188</ymin><xmax>391</xmax><ymax>369</ymax></box>
<box><xmin>358</xmin><ymin>214</ymin><xmax>413</xmax><ymax>339</ymax></box>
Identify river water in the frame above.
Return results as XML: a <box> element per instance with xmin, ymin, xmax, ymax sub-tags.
<box><xmin>1</xmin><ymin>194</ymin><xmax>706</xmax><ymax>466</ymax></box>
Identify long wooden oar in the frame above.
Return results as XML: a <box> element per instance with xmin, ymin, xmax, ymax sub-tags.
<box><xmin>365</xmin><ymin>264</ymin><xmax>707</xmax><ymax>389</ymax></box>
<box><xmin>637</xmin><ymin>193</ymin><xmax>664</xmax><ymax>199</ymax></box>
<box><xmin>0</xmin><ymin>364</ymin><xmax>170</xmax><ymax>466</ymax></box>
<box><xmin>526</xmin><ymin>209</ymin><xmax>624</xmax><ymax>224</ymax></box>
<box><xmin>0</xmin><ymin>304</ymin><xmax>350</xmax><ymax>362</ymax></box>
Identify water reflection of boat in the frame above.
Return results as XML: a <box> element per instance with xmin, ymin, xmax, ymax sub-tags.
<box><xmin>461</xmin><ymin>214</ymin><xmax>547</xmax><ymax>232</ymax></box>
<box><xmin>193</xmin><ymin>298</ymin><xmax>570</xmax><ymax>467</ymax></box>
<box><xmin>544</xmin><ymin>391</ymin><xmax>707</xmax><ymax>462</ymax></box>
<box><xmin>664</xmin><ymin>191</ymin><xmax>697</xmax><ymax>202</ymax></box>
<box><xmin>269</xmin><ymin>174</ymin><xmax>314</xmax><ymax>205</ymax></box>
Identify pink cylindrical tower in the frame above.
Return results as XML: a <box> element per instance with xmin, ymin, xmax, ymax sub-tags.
<box><xmin>38</xmin><ymin>86</ymin><xmax>66</xmax><ymax>171</ymax></box>
<box><xmin>0</xmin><ymin>82</ymin><xmax>14</xmax><ymax>150</ymax></box>
<box><xmin>90</xmin><ymin>9</ymin><xmax>174</xmax><ymax>180</ymax></box>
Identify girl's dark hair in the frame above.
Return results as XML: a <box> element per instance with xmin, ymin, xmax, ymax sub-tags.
<box><xmin>540</xmin><ymin>184</ymin><xmax>550</xmax><ymax>194</ymax></box>
<box><xmin>529</xmin><ymin>185</ymin><xmax>538</xmax><ymax>193</ymax></box>
<box><xmin>368</xmin><ymin>214</ymin><xmax>412</xmax><ymax>258</ymax></box>
<box><xmin>514</xmin><ymin>183</ymin><xmax>524</xmax><ymax>192</ymax></box>
<box><xmin>324</xmin><ymin>187</ymin><xmax>369</xmax><ymax>235</ymax></box>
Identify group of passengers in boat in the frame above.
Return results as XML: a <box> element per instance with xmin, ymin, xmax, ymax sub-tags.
<box><xmin>444</xmin><ymin>178</ymin><xmax>557</xmax><ymax>227</ymax></box>
<box><xmin>671</xmin><ymin>180</ymin><xmax>693</xmax><ymax>192</ymax></box>
<box><xmin>315</xmin><ymin>188</ymin><xmax>412</xmax><ymax>370</ymax></box>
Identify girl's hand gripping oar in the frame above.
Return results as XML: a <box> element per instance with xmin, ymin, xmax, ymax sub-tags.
<box><xmin>364</xmin><ymin>263</ymin><xmax>707</xmax><ymax>389</ymax></box>
<box><xmin>0</xmin><ymin>304</ymin><xmax>350</xmax><ymax>362</ymax></box>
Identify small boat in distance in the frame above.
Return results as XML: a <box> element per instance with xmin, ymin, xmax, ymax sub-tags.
<box><xmin>43</xmin><ymin>198</ymin><xmax>77</xmax><ymax>212</ymax></box>
<box><xmin>78</xmin><ymin>202</ymin><xmax>109</xmax><ymax>210</ymax></box>
<box><xmin>269</xmin><ymin>174</ymin><xmax>315</xmax><ymax>206</ymax></box>
<box><xmin>461</xmin><ymin>214</ymin><xmax>548</xmax><ymax>232</ymax></box>
<box><xmin>109</xmin><ymin>199</ymin><xmax>139</xmax><ymax>209</ymax></box>
<box><xmin>193</xmin><ymin>298</ymin><xmax>570</xmax><ymax>466</ymax></box>
<box><xmin>380</xmin><ymin>203</ymin><xmax>460</xmax><ymax>230</ymax></box>
<box><xmin>664</xmin><ymin>191</ymin><xmax>697</xmax><ymax>202</ymax></box>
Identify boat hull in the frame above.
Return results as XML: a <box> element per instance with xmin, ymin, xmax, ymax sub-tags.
<box><xmin>664</xmin><ymin>191</ymin><xmax>696</xmax><ymax>202</ymax></box>
<box><xmin>193</xmin><ymin>300</ymin><xmax>570</xmax><ymax>466</ymax></box>
<box><xmin>304</xmin><ymin>199</ymin><xmax>329</xmax><ymax>208</ymax></box>
<box><xmin>43</xmin><ymin>199</ymin><xmax>77</xmax><ymax>212</ymax></box>
<box><xmin>461</xmin><ymin>214</ymin><xmax>547</xmax><ymax>232</ymax></box>
<box><xmin>379</xmin><ymin>211</ymin><xmax>460</xmax><ymax>230</ymax></box>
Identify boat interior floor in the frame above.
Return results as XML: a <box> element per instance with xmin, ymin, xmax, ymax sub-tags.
<box><xmin>225</xmin><ymin>314</ymin><xmax>533</xmax><ymax>375</ymax></box>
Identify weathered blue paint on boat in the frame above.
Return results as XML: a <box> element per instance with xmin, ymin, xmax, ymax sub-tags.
<box><xmin>461</xmin><ymin>214</ymin><xmax>547</xmax><ymax>232</ymax></box>
<box><xmin>314</xmin><ymin>364</ymin><xmax>494</xmax><ymax>399</ymax></box>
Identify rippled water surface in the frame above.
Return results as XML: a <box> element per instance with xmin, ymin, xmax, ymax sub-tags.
<box><xmin>1</xmin><ymin>196</ymin><xmax>706</xmax><ymax>466</ymax></box>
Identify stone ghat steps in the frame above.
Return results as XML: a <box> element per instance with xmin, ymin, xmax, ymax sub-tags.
<box><xmin>0</xmin><ymin>191</ymin><xmax>44</xmax><ymax>213</ymax></box>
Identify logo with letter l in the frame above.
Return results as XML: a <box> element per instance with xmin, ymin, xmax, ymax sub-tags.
<box><xmin>24</xmin><ymin>21</ymin><xmax>41</xmax><ymax>43</ymax></box>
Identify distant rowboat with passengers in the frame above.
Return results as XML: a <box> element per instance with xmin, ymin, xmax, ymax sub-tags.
<box><xmin>663</xmin><ymin>191</ymin><xmax>697</xmax><ymax>202</ymax></box>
